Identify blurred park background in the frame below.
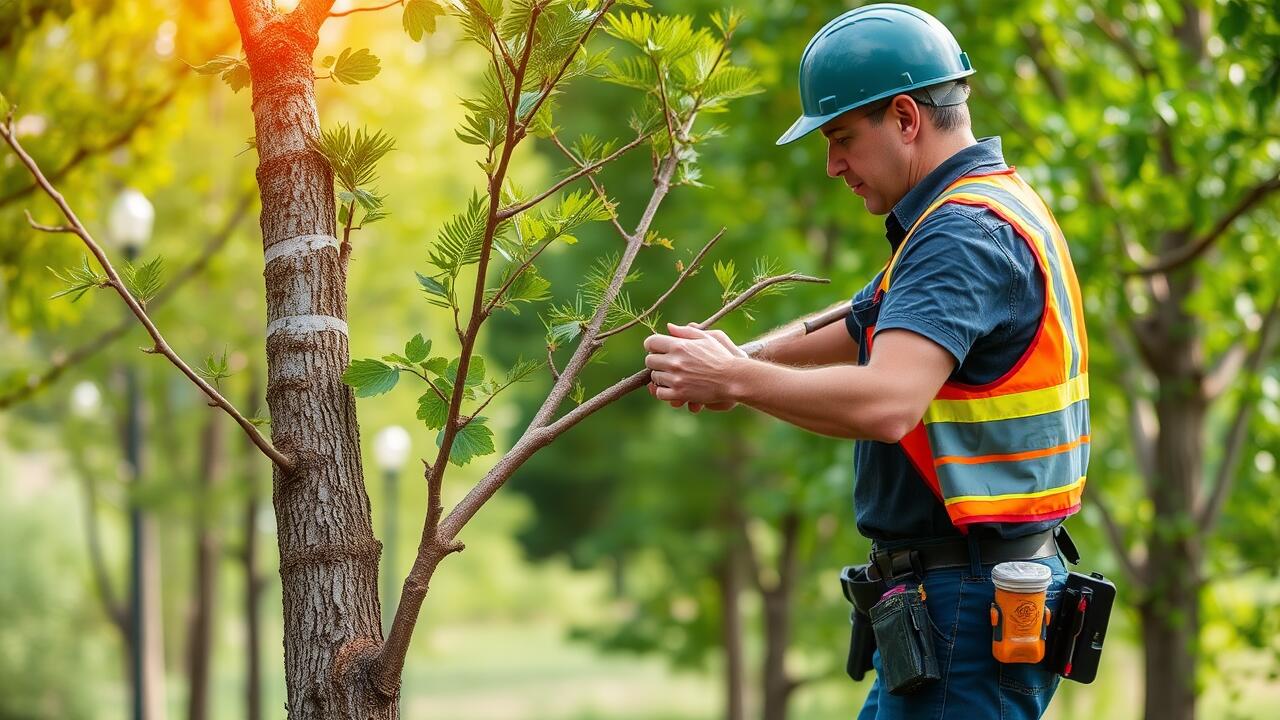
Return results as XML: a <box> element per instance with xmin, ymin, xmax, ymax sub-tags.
<box><xmin>2</xmin><ymin>0</ymin><xmax>1280</xmax><ymax>718</ymax></box>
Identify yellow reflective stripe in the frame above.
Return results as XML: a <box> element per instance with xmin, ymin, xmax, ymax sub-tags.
<box><xmin>924</xmin><ymin>373</ymin><xmax>1090</xmax><ymax>424</ymax></box>
<box><xmin>942</xmin><ymin>476</ymin><xmax>1087</xmax><ymax>506</ymax></box>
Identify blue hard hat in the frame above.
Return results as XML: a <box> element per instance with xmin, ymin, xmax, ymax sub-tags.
<box><xmin>777</xmin><ymin>3</ymin><xmax>975</xmax><ymax>145</ymax></box>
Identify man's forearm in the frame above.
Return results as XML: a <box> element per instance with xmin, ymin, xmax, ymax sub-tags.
<box><xmin>725</xmin><ymin>358</ymin><xmax>909</xmax><ymax>442</ymax></box>
<box><xmin>747</xmin><ymin>302</ymin><xmax>857</xmax><ymax>367</ymax></box>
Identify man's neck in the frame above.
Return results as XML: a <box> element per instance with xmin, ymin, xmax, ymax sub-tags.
<box><xmin>908</xmin><ymin>130</ymin><xmax>978</xmax><ymax>189</ymax></box>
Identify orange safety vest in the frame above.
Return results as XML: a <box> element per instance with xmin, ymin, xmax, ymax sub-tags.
<box><xmin>863</xmin><ymin>168</ymin><xmax>1090</xmax><ymax>529</ymax></box>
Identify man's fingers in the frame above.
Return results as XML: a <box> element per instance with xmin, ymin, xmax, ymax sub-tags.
<box><xmin>667</xmin><ymin>322</ymin><xmax>707</xmax><ymax>339</ymax></box>
<box><xmin>643</xmin><ymin>333</ymin><xmax>678</xmax><ymax>353</ymax></box>
<box><xmin>645</xmin><ymin>354</ymin><xmax>677</xmax><ymax>371</ymax></box>
<box><xmin>688</xmin><ymin>402</ymin><xmax>704</xmax><ymax>413</ymax></box>
<box><xmin>654</xmin><ymin>385</ymin><xmax>684</xmax><ymax>402</ymax></box>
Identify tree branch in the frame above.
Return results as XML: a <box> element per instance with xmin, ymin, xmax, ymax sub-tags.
<box><xmin>329</xmin><ymin>0</ymin><xmax>401</xmax><ymax>17</ymax></box>
<box><xmin>0</xmin><ymin>190</ymin><xmax>254</xmax><ymax>409</ymax></box>
<box><xmin>290</xmin><ymin>0</ymin><xmax>339</xmax><ymax>36</ymax></box>
<box><xmin>1129</xmin><ymin>170</ymin><xmax>1280</xmax><ymax>276</ymax></box>
<box><xmin>514</xmin><ymin>0</ymin><xmax>618</xmax><ymax>141</ymax></box>
<box><xmin>1203</xmin><ymin>340</ymin><xmax>1248</xmax><ymax>402</ymax></box>
<box><xmin>229</xmin><ymin>0</ymin><xmax>275</xmax><ymax>39</ymax></box>
<box><xmin>1104</xmin><ymin>324</ymin><xmax>1157</xmax><ymax>485</ymax></box>
<box><xmin>0</xmin><ymin>86</ymin><xmax>183</xmax><ymax>209</ymax></box>
<box><xmin>1</xmin><ymin>119</ymin><xmax>292</xmax><ymax>471</ymax></box>
<box><xmin>1090</xmin><ymin>490</ymin><xmax>1145</xmax><ymax>586</ymax></box>
<box><xmin>1198</xmin><ymin>291</ymin><xmax>1280</xmax><ymax>533</ymax></box>
<box><xmin>548</xmin><ymin>132</ymin><xmax>628</xmax><ymax>239</ymax></box>
<box><xmin>596</xmin><ymin>227</ymin><xmax>725</xmax><ymax>340</ymax></box>
<box><xmin>496</xmin><ymin>131</ymin><xmax>651</xmax><ymax>220</ymax></box>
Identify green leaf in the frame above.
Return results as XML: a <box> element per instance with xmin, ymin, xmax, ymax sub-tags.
<box><xmin>332</xmin><ymin>47</ymin><xmax>382</xmax><ymax>85</ymax></box>
<box><xmin>416</xmin><ymin>389</ymin><xmax>450</xmax><ymax>429</ymax></box>
<box><xmin>223</xmin><ymin>63</ymin><xmax>252</xmax><ymax>93</ymax></box>
<box><xmin>428</xmin><ymin>193</ymin><xmax>488</xmax><ymax>274</ymax></box>
<box><xmin>487</xmin><ymin>265</ymin><xmax>551</xmax><ymax>314</ymax></box>
<box><xmin>196</xmin><ymin>348</ymin><xmax>231</xmax><ymax>385</ymax></box>
<box><xmin>382</xmin><ymin>353</ymin><xmax>412</xmax><ymax>365</ymax></box>
<box><xmin>403</xmin><ymin>0</ymin><xmax>447</xmax><ymax>41</ymax></box>
<box><xmin>504</xmin><ymin>356</ymin><xmax>542</xmax><ymax>384</ymax></box>
<box><xmin>436</xmin><ymin>418</ymin><xmax>495</xmax><ymax>466</ymax></box>
<box><xmin>445</xmin><ymin>356</ymin><xmax>486</xmax><ymax>388</ymax></box>
<box><xmin>422</xmin><ymin>356</ymin><xmax>449</xmax><ymax>376</ymax></box>
<box><xmin>342</xmin><ymin>359</ymin><xmax>400</xmax><ymax>397</ymax></box>
<box><xmin>48</xmin><ymin>256</ymin><xmax>107</xmax><ymax>302</ymax></box>
<box><xmin>308</xmin><ymin>123</ymin><xmax>396</xmax><ymax>193</ymax></box>
<box><xmin>320</xmin><ymin>55</ymin><xmax>336</xmax><ymax>69</ymax></box>
<box><xmin>188</xmin><ymin>55</ymin><xmax>240</xmax><ymax>75</ymax></box>
<box><xmin>122</xmin><ymin>256</ymin><xmax>165</xmax><ymax>305</ymax></box>
<box><xmin>415</xmin><ymin>271</ymin><xmax>451</xmax><ymax>307</ymax></box>
<box><xmin>713</xmin><ymin>258</ymin><xmax>737</xmax><ymax>294</ymax></box>
<box><xmin>405</xmin><ymin>334</ymin><xmax>431</xmax><ymax>363</ymax></box>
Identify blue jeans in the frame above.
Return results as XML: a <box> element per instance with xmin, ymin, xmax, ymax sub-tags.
<box><xmin>857</xmin><ymin>555</ymin><xmax>1067</xmax><ymax>720</ymax></box>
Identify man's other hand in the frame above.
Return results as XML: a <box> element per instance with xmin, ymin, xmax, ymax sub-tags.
<box><xmin>644</xmin><ymin>323</ymin><xmax>745</xmax><ymax>412</ymax></box>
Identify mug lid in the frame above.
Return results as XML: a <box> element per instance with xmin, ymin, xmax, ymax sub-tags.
<box><xmin>991</xmin><ymin>561</ymin><xmax>1052</xmax><ymax>593</ymax></box>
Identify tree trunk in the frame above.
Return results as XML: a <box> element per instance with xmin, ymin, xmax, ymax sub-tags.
<box><xmin>238</xmin><ymin>15</ymin><xmax>387</xmax><ymax>720</ymax></box>
<box><xmin>1135</xmin><ymin>256</ymin><xmax>1203</xmax><ymax>720</ymax></box>
<box><xmin>186</xmin><ymin>415</ymin><xmax>223</xmax><ymax>720</ymax></box>
<box><xmin>716</xmin><ymin>552</ymin><xmax>746</xmax><ymax>720</ymax></box>
<box><xmin>761</xmin><ymin>513</ymin><xmax>799</xmax><ymax>720</ymax></box>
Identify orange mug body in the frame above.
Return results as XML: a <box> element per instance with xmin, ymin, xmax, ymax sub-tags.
<box><xmin>990</xmin><ymin>585</ymin><xmax>1050</xmax><ymax>663</ymax></box>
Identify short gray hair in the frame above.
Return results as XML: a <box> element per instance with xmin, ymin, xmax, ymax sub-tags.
<box><xmin>867</xmin><ymin>80</ymin><xmax>971</xmax><ymax>133</ymax></box>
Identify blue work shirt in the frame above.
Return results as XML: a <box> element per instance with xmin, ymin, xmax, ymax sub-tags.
<box><xmin>844</xmin><ymin>137</ymin><xmax>1060</xmax><ymax>542</ymax></box>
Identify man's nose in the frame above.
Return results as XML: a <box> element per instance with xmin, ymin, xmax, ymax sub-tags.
<box><xmin>826</xmin><ymin>148</ymin><xmax>847</xmax><ymax>179</ymax></box>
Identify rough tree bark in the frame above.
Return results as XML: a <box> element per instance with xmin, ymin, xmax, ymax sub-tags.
<box><xmin>230</xmin><ymin>2</ymin><xmax>386</xmax><ymax>717</ymax></box>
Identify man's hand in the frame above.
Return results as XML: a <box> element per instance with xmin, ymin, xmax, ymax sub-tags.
<box><xmin>643</xmin><ymin>323</ymin><xmax>746</xmax><ymax>412</ymax></box>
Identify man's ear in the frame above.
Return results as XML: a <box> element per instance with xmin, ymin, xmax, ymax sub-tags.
<box><xmin>893</xmin><ymin>95</ymin><xmax>923</xmax><ymax>143</ymax></box>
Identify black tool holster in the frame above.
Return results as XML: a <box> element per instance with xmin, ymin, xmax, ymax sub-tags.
<box><xmin>839</xmin><ymin>563</ymin><xmax>887</xmax><ymax>681</ymax></box>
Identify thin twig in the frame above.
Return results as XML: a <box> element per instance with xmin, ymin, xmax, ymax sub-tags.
<box><xmin>497</xmin><ymin>131</ymin><xmax>651</xmax><ymax>219</ymax></box>
<box><xmin>0</xmin><ymin>120</ymin><xmax>292</xmax><ymax>471</ymax></box>
<box><xmin>1090</xmin><ymin>491</ymin><xmax>1145</xmax><ymax>585</ymax></box>
<box><xmin>1198</xmin><ymin>292</ymin><xmax>1280</xmax><ymax>533</ymax></box>
<box><xmin>548</xmin><ymin>132</ymin><xmax>628</xmax><ymax>239</ymax></box>
<box><xmin>0</xmin><ymin>84</ymin><xmax>183</xmax><ymax>209</ymax></box>
<box><xmin>597</xmin><ymin>227</ymin><xmax>725</xmax><ymax>340</ymax></box>
<box><xmin>1129</xmin><ymin>171</ymin><xmax>1280</xmax><ymax>276</ymax></box>
<box><xmin>514</xmin><ymin>0</ymin><xmax>618</xmax><ymax>140</ymax></box>
<box><xmin>0</xmin><ymin>190</ymin><xmax>254</xmax><ymax>409</ymax></box>
<box><xmin>329</xmin><ymin>0</ymin><xmax>401</xmax><ymax>17</ymax></box>
<box><xmin>546</xmin><ymin>344</ymin><xmax>560</xmax><ymax>380</ymax></box>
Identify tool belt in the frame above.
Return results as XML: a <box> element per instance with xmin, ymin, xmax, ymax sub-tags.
<box><xmin>868</xmin><ymin>527</ymin><xmax>1069</xmax><ymax>583</ymax></box>
<box><xmin>838</xmin><ymin>527</ymin><xmax>1083</xmax><ymax>693</ymax></box>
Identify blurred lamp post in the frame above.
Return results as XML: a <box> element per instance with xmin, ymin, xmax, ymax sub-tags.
<box><xmin>374</xmin><ymin>425</ymin><xmax>411</xmax><ymax>636</ymax></box>
<box><xmin>110</xmin><ymin>187</ymin><xmax>164</xmax><ymax>720</ymax></box>
<box><xmin>70</xmin><ymin>380</ymin><xmax>102</xmax><ymax>419</ymax></box>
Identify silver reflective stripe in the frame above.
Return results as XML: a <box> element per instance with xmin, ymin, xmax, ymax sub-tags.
<box><xmin>937</xmin><ymin>448</ymin><xmax>1090</xmax><ymax>501</ymax></box>
<box><xmin>265</xmin><ymin>314</ymin><xmax>349</xmax><ymax>338</ymax></box>
<box><xmin>264</xmin><ymin>234</ymin><xmax>339</xmax><ymax>266</ymax></box>
<box><xmin>926</xmin><ymin>400</ymin><xmax>1090</xmax><ymax>458</ymax></box>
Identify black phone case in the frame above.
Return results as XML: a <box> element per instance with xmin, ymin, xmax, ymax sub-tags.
<box><xmin>1047</xmin><ymin>571</ymin><xmax>1115</xmax><ymax>683</ymax></box>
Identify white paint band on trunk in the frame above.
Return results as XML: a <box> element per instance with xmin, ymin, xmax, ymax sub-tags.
<box><xmin>263</xmin><ymin>234</ymin><xmax>340</xmax><ymax>266</ymax></box>
<box><xmin>266</xmin><ymin>314</ymin><xmax>349</xmax><ymax>338</ymax></box>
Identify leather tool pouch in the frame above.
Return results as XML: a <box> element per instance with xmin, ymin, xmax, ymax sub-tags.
<box><xmin>869</xmin><ymin>584</ymin><xmax>941</xmax><ymax>695</ymax></box>
<box><xmin>839</xmin><ymin>564</ymin><xmax>884</xmax><ymax>682</ymax></box>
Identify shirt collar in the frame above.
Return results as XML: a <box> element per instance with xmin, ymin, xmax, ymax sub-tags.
<box><xmin>885</xmin><ymin>136</ymin><xmax>1008</xmax><ymax>249</ymax></box>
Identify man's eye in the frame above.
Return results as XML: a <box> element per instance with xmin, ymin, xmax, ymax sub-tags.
<box><xmin>834</xmin><ymin>137</ymin><xmax>851</xmax><ymax>147</ymax></box>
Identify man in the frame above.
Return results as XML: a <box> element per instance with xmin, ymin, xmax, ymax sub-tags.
<box><xmin>642</xmin><ymin>4</ymin><xmax>1090</xmax><ymax>719</ymax></box>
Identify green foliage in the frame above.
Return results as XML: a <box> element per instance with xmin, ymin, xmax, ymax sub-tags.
<box><xmin>195</xmin><ymin>347</ymin><xmax>230</xmax><ymax>387</ymax></box>
<box><xmin>121</xmin><ymin>255</ymin><xmax>164</xmax><ymax>305</ymax></box>
<box><xmin>343</xmin><ymin>358</ymin><xmax>401</xmax><ymax>397</ymax></box>
<box><xmin>310</xmin><ymin>124</ymin><xmax>395</xmax><ymax>228</ymax></box>
<box><xmin>439</xmin><ymin>416</ymin><xmax>495</xmax><ymax>466</ymax></box>
<box><xmin>328</xmin><ymin>47</ymin><xmax>382</xmax><ymax>85</ymax></box>
<box><xmin>310</xmin><ymin>124</ymin><xmax>396</xmax><ymax>193</ymax></box>
<box><xmin>189</xmin><ymin>55</ymin><xmax>251</xmax><ymax>93</ymax></box>
<box><xmin>485</xmin><ymin>264</ymin><xmax>551</xmax><ymax>314</ymax></box>
<box><xmin>428</xmin><ymin>192</ymin><xmax>491</xmax><ymax>276</ymax></box>
<box><xmin>47</xmin><ymin>256</ymin><xmax>106</xmax><ymax>301</ymax></box>
<box><xmin>403</xmin><ymin>0</ymin><xmax>448</xmax><ymax>42</ymax></box>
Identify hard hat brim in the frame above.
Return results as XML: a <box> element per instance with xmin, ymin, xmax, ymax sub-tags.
<box><xmin>775</xmin><ymin>67</ymin><xmax>977</xmax><ymax>146</ymax></box>
<box><xmin>776</xmin><ymin>112</ymin><xmax>836</xmax><ymax>146</ymax></box>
